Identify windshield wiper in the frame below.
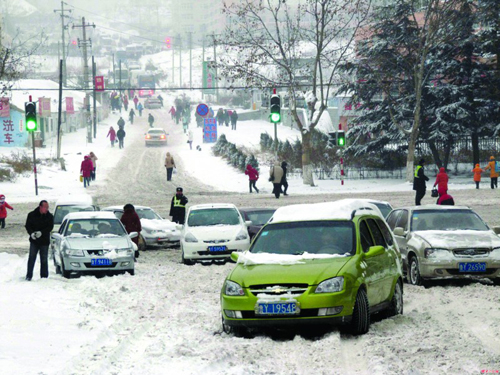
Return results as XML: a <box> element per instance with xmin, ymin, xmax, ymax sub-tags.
<box><xmin>293</xmin><ymin>251</ymin><xmax>304</xmax><ymax>255</ymax></box>
<box><xmin>96</xmin><ymin>234</ymin><xmax>120</xmax><ymax>238</ymax></box>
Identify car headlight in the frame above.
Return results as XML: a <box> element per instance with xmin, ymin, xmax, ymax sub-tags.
<box><xmin>315</xmin><ymin>277</ymin><xmax>344</xmax><ymax>293</ymax></box>
<box><xmin>116</xmin><ymin>248</ymin><xmax>133</xmax><ymax>254</ymax></box>
<box><xmin>424</xmin><ymin>248</ymin><xmax>450</xmax><ymax>259</ymax></box>
<box><xmin>235</xmin><ymin>230</ymin><xmax>248</xmax><ymax>241</ymax></box>
<box><xmin>184</xmin><ymin>232</ymin><xmax>198</xmax><ymax>243</ymax></box>
<box><xmin>224</xmin><ymin>280</ymin><xmax>245</xmax><ymax>296</ymax></box>
<box><xmin>64</xmin><ymin>248</ymin><xmax>84</xmax><ymax>257</ymax></box>
<box><xmin>491</xmin><ymin>247</ymin><xmax>500</xmax><ymax>261</ymax></box>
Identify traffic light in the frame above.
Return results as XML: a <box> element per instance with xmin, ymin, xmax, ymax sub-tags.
<box><xmin>25</xmin><ymin>102</ymin><xmax>37</xmax><ymax>132</ymax></box>
<box><xmin>328</xmin><ymin>132</ymin><xmax>336</xmax><ymax>148</ymax></box>
<box><xmin>166</xmin><ymin>37</ymin><xmax>172</xmax><ymax>49</ymax></box>
<box><xmin>336</xmin><ymin>130</ymin><xmax>346</xmax><ymax>147</ymax></box>
<box><xmin>270</xmin><ymin>94</ymin><xmax>281</xmax><ymax>123</ymax></box>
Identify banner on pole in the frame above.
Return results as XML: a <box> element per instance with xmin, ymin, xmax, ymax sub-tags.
<box><xmin>202</xmin><ymin>61</ymin><xmax>216</xmax><ymax>93</ymax></box>
<box><xmin>66</xmin><ymin>97</ymin><xmax>75</xmax><ymax>114</ymax></box>
<box><xmin>0</xmin><ymin>98</ymin><xmax>10</xmax><ymax>118</ymax></box>
<box><xmin>38</xmin><ymin>97</ymin><xmax>51</xmax><ymax>117</ymax></box>
<box><xmin>95</xmin><ymin>76</ymin><xmax>105</xmax><ymax>92</ymax></box>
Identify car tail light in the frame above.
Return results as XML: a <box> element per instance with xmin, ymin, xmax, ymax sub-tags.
<box><xmin>160</xmin><ymin>135</ymin><xmax>165</xmax><ymax>139</ymax></box>
<box><xmin>149</xmin><ymin>90</ymin><xmax>154</xmax><ymax>95</ymax></box>
<box><xmin>146</xmin><ymin>134</ymin><xmax>151</xmax><ymax>139</ymax></box>
<box><xmin>139</xmin><ymin>90</ymin><xmax>144</xmax><ymax>96</ymax></box>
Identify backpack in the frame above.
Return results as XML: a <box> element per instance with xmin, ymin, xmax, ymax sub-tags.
<box><xmin>495</xmin><ymin>161</ymin><xmax>500</xmax><ymax>173</ymax></box>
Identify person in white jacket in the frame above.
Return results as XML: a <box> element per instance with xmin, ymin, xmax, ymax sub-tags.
<box><xmin>187</xmin><ymin>130</ymin><xmax>193</xmax><ymax>150</ymax></box>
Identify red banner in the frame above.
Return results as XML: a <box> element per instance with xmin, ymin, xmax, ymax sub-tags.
<box><xmin>95</xmin><ymin>76</ymin><xmax>105</xmax><ymax>92</ymax></box>
<box><xmin>0</xmin><ymin>97</ymin><xmax>10</xmax><ymax>118</ymax></box>
<box><xmin>66</xmin><ymin>97</ymin><xmax>74</xmax><ymax>114</ymax></box>
<box><xmin>39</xmin><ymin>97</ymin><xmax>51</xmax><ymax>117</ymax></box>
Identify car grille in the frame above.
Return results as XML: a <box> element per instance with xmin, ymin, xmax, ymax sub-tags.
<box><xmin>87</xmin><ymin>250</ymin><xmax>108</xmax><ymax>256</ymax></box>
<box><xmin>446</xmin><ymin>268</ymin><xmax>497</xmax><ymax>276</ymax></box>
<box><xmin>203</xmin><ymin>239</ymin><xmax>230</xmax><ymax>244</ymax></box>
<box><xmin>84</xmin><ymin>262</ymin><xmax>118</xmax><ymax>268</ymax></box>
<box><xmin>453</xmin><ymin>248</ymin><xmax>490</xmax><ymax>258</ymax></box>
<box><xmin>241</xmin><ymin>309</ymin><xmax>319</xmax><ymax>319</ymax></box>
<box><xmin>249</xmin><ymin>284</ymin><xmax>309</xmax><ymax>296</ymax></box>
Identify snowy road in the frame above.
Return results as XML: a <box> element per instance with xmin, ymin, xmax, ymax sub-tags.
<box><xmin>2</xmin><ymin>107</ymin><xmax>500</xmax><ymax>374</ymax></box>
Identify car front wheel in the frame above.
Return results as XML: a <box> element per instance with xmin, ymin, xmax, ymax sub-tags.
<box><xmin>181</xmin><ymin>247</ymin><xmax>195</xmax><ymax>265</ymax></box>
<box><xmin>350</xmin><ymin>288</ymin><xmax>370</xmax><ymax>335</ymax></box>
<box><xmin>61</xmin><ymin>258</ymin><xmax>71</xmax><ymax>279</ymax></box>
<box><xmin>409</xmin><ymin>256</ymin><xmax>424</xmax><ymax>286</ymax></box>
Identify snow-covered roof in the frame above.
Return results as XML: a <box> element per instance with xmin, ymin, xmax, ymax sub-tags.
<box><xmin>64</xmin><ymin>212</ymin><xmax>118</xmax><ymax>220</ymax></box>
<box><xmin>102</xmin><ymin>205</ymin><xmax>152</xmax><ymax>211</ymax></box>
<box><xmin>55</xmin><ymin>195</ymin><xmax>94</xmax><ymax>206</ymax></box>
<box><xmin>1</xmin><ymin>0</ymin><xmax>37</xmax><ymax>17</ymax></box>
<box><xmin>270</xmin><ymin>200</ymin><xmax>382</xmax><ymax>224</ymax></box>
<box><xmin>190</xmin><ymin>203</ymin><xmax>238</xmax><ymax>210</ymax></box>
<box><xmin>406</xmin><ymin>205</ymin><xmax>471</xmax><ymax>211</ymax></box>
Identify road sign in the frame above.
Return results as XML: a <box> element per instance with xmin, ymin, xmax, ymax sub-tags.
<box><xmin>95</xmin><ymin>76</ymin><xmax>105</xmax><ymax>92</ymax></box>
<box><xmin>197</xmin><ymin>103</ymin><xmax>209</xmax><ymax>117</ymax></box>
<box><xmin>203</xmin><ymin>118</ymin><xmax>217</xmax><ymax>143</ymax></box>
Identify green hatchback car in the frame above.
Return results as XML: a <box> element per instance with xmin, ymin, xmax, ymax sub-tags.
<box><xmin>221</xmin><ymin>200</ymin><xmax>404</xmax><ymax>336</ymax></box>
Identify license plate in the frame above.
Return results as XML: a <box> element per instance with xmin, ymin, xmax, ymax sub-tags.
<box><xmin>91</xmin><ymin>258</ymin><xmax>112</xmax><ymax>266</ymax></box>
<box><xmin>256</xmin><ymin>302</ymin><xmax>299</xmax><ymax>316</ymax></box>
<box><xmin>458</xmin><ymin>262</ymin><xmax>486</xmax><ymax>272</ymax></box>
<box><xmin>208</xmin><ymin>246</ymin><xmax>227</xmax><ymax>252</ymax></box>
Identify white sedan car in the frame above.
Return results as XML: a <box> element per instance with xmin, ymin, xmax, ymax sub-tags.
<box><xmin>181</xmin><ymin>203</ymin><xmax>252</xmax><ymax>265</ymax></box>
<box><xmin>102</xmin><ymin>206</ymin><xmax>181</xmax><ymax>248</ymax></box>
<box><xmin>51</xmin><ymin>212</ymin><xmax>136</xmax><ymax>278</ymax></box>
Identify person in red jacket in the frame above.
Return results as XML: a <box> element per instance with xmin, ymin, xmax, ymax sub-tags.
<box><xmin>0</xmin><ymin>194</ymin><xmax>14</xmax><ymax>228</ymax></box>
<box><xmin>433</xmin><ymin>167</ymin><xmax>449</xmax><ymax>193</ymax></box>
<box><xmin>120</xmin><ymin>204</ymin><xmax>142</xmax><ymax>259</ymax></box>
<box><xmin>107</xmin><ymin>126</ymin><xmax>116</xmax><ymax>147</ymax></box>
<box><xmin>437</xmin><ymin>186</ymin><xmax>454</xmax><ymax>206</ymax></box>
<box><xmin>169</xmin><ymin>106</ymin><xmax>176</xmax><ymax>120</ymax></box>
<box><xmin>80</xmin><ymin>155</ymin><xmax>94</xmax><ymax>188</ymax></box>
<box><xmin>245</xmin><ymin>164</ymin><xmax>259</xmax><ymax>193</ymax></box>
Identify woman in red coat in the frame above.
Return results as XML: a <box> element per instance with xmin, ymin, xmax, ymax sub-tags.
<box><xmin>0</xmin><ymin>194</ymin><xmax>14</xmax><ymax>229</ymax></box>
<box><xmin>80</xmin><ymin>155</ymin><xmax>94</xmax><ymax>188</ymax></box>
<box><xmin>245</xmin><ymin>164</ymin><xmax>259</xmax><ymax>193</ymax></box>
<box><xmin>120</xmin><ymin>204</ymin><xmax>142</xmax><ymax>258</ymax></box>
<box><xmin>433</xmin><ymin>167</ymin><xmax>449</xmax><ymax>193</ymax></box>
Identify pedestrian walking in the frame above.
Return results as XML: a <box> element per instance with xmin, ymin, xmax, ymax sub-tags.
<box><xmin>120</xmin><ymin>204</ymin><xmax>142</xmax><ymax>259</ymax></box>
<box><xmin>230</xmin><ymin>110</ymin><xmax>238</xmax><ymax>130</ymax></box>
<box><xmin>117</xmin><ymin>116</ymin><xmax>125</xmax><ymax>128</ymax></box>
<box><xmin>89</xmin><ymin>152</ymin><xmax>98</xmax><ymax>181</ymax></box>
<box><xmin>25</xmin><ymin>200</ymin><xmax>54</xmax><ymax>280</ymax></box>
<box><xmin>117</xmin><ymin>127</ymin><xmax>126</xmax><ymax>149</ymax></box>
<box><xmin>164</xmin><ymin>152</ymin><xmax>176</xmax><ymax>181</ymax></box>
<box><xmin>413</xmin><ymin>159</ymin><xmax>429</xmax><ymax>205</ymax></box>
<box><xmin>123</xmin><ymin>95</ymin><xmax>129</xmax><ymax>111</ymax></box>
<box><xmin>129</xmin><ymin>108</ymin><xmax>136</xmax><ymax>124</ymax></box>
<box><xmin>216</xmin><ymin>108</ymin><xmax>224</xmax><ymax>126</ymax></box>
<box><xmin>107</xmin><ymin>126</ymin><xmax>116</xmax><ymax>147</ymax></box>
<box><xmin>169</xmin><ymin>105</ymin><xmax>176</xmax><ymax>120</ymax></box>
<box><xmin>187</xmin><ymin>130</ymin><xmax>193</xmax><ymax>150</ymax></box>
<box><xmin>133</xmin><ymin>95</ymin><xmax>139</xmax><ymax>110</ymax></box>
<box><xmin>281</xmin><ymin>161</ymin><xmax>289</xmax><ymax>196</ymax></box>
<box><xmin>195</xmin><ymin>111</ymin><xmax>204</xmax><ymax>128</ymax></box>
<box><xmin>157</xmin><ymin>94</ymin><xmax>164</xmax><ymax>107</ymax></box>
<box><xmin>223</xmin><ymin>109</ymin><xmax>230</xmax><ymax>127</ymax></box>
<box><xmin>148</xmin><ymin>113</ymin><xmax>155</xmax><ymax>128</ymax></box>
<box><xmin>433</xmin><ymin>167</ymin><xmax>449</xmax><ymax>193</ymax></box>
<box><xmin>0</xmin><ymin>194</ymin><xmax>14</xmax><ymax>229</ymax></box>
<box><xmin>80</xmin><ymin>155</ymin><xmax>93</xmax><ymax>188</ymax></box>
<box><xmin>138</xmin><ymin>103</ymin><xmax>144</xmax><ymax>117</ymax></box>
<box><xmin>437</xmin><ymin>187</ymin><xmax>455</xmax><ymax>206</ymax></box>
<box><xmin>269</xmin><ymin>162</ymin><xmax>284</xmax><ymax>199</ymax></box>
<box><xmin>483</xmin><ymin>156</ymin><xmax>498</xmax><ymax>189</ymax></box>
<box><xmin>182</xmin><ymin>112</ymin><xmax>189</xmax><ymax>134</ymax></box>
<box><xmin>472</xmin><ymin>164</ymin><xmax>483</xmax><ymax>189</ymax></box>
<box><xmin>245</xmin><ymin>164</ymin><xmax>259</xmax><ymax>193</ymax></box>
<box><xmin>170</xmin><ymin>187</ymin><xmax>188</xmax><ymax>224</ymax></box>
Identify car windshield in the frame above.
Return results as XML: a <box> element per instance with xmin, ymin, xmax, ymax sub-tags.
<box><xmin>244</xmin><ymin>210</ymin><xmax>275</xmax><ymax>226</ymax></box>
<box><xmin>188</xmin><ymin>208</ymin><xmax>241</xmax><ymax>227</ymax></box>
<box><xmin>54</xmin><ymin>205</ymin><xmax>95</xmax><ymax>224</ymax></box>
<box><xmin>136</xmin><ymin>208</ymin><xmax>162</xmax><ymax>220</ymax></box>
<box><xmin>411</xmin><ymin>210</ymin><xmax>489</xmax><ymax>232</ymax></box>
<box><xmin>64</xmin><ymin>219</ymin><xmax>127</xmax><ymax>238</ymax></box>
<box><xmin>251</xmin><ymin>221</ymin><xmax>355</xmax><ymax>256</ymax></box>
<box><xmin>373</xmin><ymin>203</ymin><xmax>392</xmax><ymax>218</ymax></box>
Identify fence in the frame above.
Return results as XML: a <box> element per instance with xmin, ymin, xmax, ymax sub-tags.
<box><xmin>288</xmin><ymin>167</ymin><xmax>406</xmax><ymax>180</ymax></box>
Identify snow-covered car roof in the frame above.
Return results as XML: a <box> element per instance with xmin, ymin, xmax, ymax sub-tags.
<box><xmin>190</xmin><ymin>203</ymin><xmax>238</xmax><ymax>210</ymax></box>
<box><xmin>401</xmin><ymin>205</ymin><xmax>471</xmax><ymax>211</ymax></box>
<box><xmin>270</xmin><ymin>200</ymin><xmax>383</xmax><ymax>224</ymax></box>
<box><xmin>63</xmin><ymin>212</ymin><xmax>119</xmax><ymax>221</ymax></box>
<box><xmin>55</xmin><ymin>195</ymin><xmax>94</xmax><ymax>206</ymax></box>
<box><xmin>353</xmin><ymin>199</ymin><xmax>392</xmax><ymax>206</ymax></box>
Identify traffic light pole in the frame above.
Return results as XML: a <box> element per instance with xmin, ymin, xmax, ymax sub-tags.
<box><xmin>57</xmin><ymin>59</ymin><xmax>63</xmax><ymax>160</ymax></box>
<box><xmin>28</xmin><ymin>95</ymin><xmax>38</xmax><ymax>196</ymax></box>
<box><xmin>92</xmin><ymin>55</ymin><xmax>97</xmax><ymax>139</ymax></box>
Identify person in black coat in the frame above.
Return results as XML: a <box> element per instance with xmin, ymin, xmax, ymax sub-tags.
<box><xmin>413</xmin><ymin>159</ymin><xmax>429</xmax><ymax>205</ymax></box>
<box><xmin>25</xmin><ymin>200</ymin><xmax>54</xmax><ymax>280</ymax></box>
<box><xmin>170</xmin><ymin>187</ymin><xmax>189</xmax><ymax>224</ymax></box>
<box><xmin>280</xmin><ymin>161</ymin><xmax>289</xmax><ymax>196</ymax></box>
<box><xmin>117</xmin><ymin>128</ymin><xmax>126</xmax><ymax>149</ymax></box>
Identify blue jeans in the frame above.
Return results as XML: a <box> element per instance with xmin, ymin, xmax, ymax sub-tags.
<box><xmin>84</xmin><ymin>176</ymin><xmax>91</xmax><ymax>187</ymax></box>
<box><xmin>26</xmin><ymin>242</ymin><xmax>49</xmax><ymax>279</ymax></box>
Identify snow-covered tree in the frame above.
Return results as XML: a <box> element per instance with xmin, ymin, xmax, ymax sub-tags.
<box><xmin>219</xmin><ymin>0</ymin><xmax>371</xmax><ymax>186</ymax></box>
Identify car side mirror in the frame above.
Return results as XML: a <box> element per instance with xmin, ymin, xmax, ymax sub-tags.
<box><xmin>245</xmin><ymin>220</ymin><xmax>252</xmax><ymax>226</ymax></box>
<box><xmin>492</xmin><ymin>227</ymin><xmax>500</xmax><ymax>235</ymax></box>
<box><xmin>230</xmin><ymin>252</ymin><xmax>240</xmax><ymax>262</ymax></box>
<box><xmin>364</xmin><ymin>245</ymin><xmax>385</xmax><ymax>258</ymax></box>
<box><xmin>393</xmin><ymin>227</ymin><xmax>405</xmax><ymax>237</ymax></box>
<box><xmin>129</xmin><ymin>232</ymin><xmax>138</xmax><ymax>239</ymax></box>
<box><xmin>51</xmin><ymin>233</ymin><xmax>63</xmax><ymax>240</ymax></box>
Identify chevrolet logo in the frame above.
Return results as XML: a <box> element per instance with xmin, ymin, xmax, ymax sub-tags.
<box><xmin>271</xmin><ymin>288</ymin><xmax>288</xmax><ymax>294</ymax></box>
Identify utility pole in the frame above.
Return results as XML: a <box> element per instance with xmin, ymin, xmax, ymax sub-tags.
<box><xmin>188</xmin><ymin>31</ymin><xmax>193</xmax><ymax>89</ymax></box>
<box><xmin>212</xmin><ymin>34</ymin><xmax>219</xmax><ymax>103</ymax></box>
<box><xmin>92</xmin><ymin>55</ymin><xmax>97</xmax><ymax>139</ymax></box>
<box><xmin>57</xmin><ymin>59</ymin><xmax>63</xmax><ymax>160</ymax></box>
<box><xmin>54</xmin><ymin>1</ymin><xmax>72</xmax><ymax>86</ymax></box>
<box><xmin>112</xmin><ymin>53</ymin><xmax>116</xmax><ymax>87</ymax></box>
<box><xmin>172</xmin><ymin>42</ymin><xmax>175</xmax><ymax>87</ymax></box>
<box><xmin>178</xmin><ymin>34</ymin><xmax>182</xmax><ymax>88</ymax></box>
<box><xmin>202</xmin><ymin>36</ymin><xmax>205</xmax><ymax>100</ymax></box>
<box><xmin>73</xmin><ymin>17</ymin><xmax>95</xmax><ymax>144</ymax></box>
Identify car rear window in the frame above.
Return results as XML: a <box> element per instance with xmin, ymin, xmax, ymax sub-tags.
<box><xmin>251</xmin><ymin>221</ymin><xmax>354</xmax><ymax>256</ymax></box>
<box><xmin>148</xmin><ymin>129</ymin><xmax>165</xmax><ymax>134</ymax></box>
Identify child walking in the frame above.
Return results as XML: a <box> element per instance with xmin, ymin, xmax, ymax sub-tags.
<box><xmin>0</xmin><ymin>194</ymin><xmax>14</xmax><ymax>228</ymax></box>
<box><xmin>472</xmin><ymin>164</ymin><xmax>483</xmax><ymax>189</ymax></box>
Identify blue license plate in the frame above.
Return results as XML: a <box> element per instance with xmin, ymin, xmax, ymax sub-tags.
<box><xmin>208</xmin><ymin>246</ymin><xmax>227</xmax><ymax>252</ymax></box>
<box><xmin>91</xmin><ymin>258</ymin><xmax>112</xmax><ymax>266</ymax></box>
<box><xmin>257</xmin><ymin>302</ymin><xmax>299</xmax><ymax>316</ymax></box>
<box><xmin>458</xmin><ymin>262</ymin><xmax>486</xmax><ymax>272</ymax></box>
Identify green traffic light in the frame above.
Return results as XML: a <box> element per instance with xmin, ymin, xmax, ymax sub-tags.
<box><xmin>271</xmin><ymin>113</ymin><xmax>281</xmax><ymax>123</ymax></box>
<box><xmin>338</xmin><ymin>138</ymin><xmax>345</xmax><ymax>146</ymax></box>
<box><xmin>26</xmin><ymin>119</ymin><xmax>37</xmax><ymax>131</ymax></box>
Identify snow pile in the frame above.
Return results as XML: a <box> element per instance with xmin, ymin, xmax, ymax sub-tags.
<box><xmin>414</xmin><ymin>230</ymin><xmax>500</xmax><ymax>249</ymax></box>
<box><xmin>237</xmin><ymin>251</ymin><xmax>350</xmax><ymax>266</ymax></box>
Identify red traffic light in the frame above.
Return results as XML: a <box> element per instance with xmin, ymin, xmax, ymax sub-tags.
<box><xmin>72</xmin><ymin>40</ymin><xmax>77</xmax><ymax>45</ymax></box>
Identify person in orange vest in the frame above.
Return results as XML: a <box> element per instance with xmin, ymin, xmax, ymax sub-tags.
<box><xmin>472</xmin><ymin>164</ymin><xmax>483</xmax><ymax>189</ymax></box>
<box><xmin>483</xmin><ymin>156</ymin><xmax>498</xmax><ymax>189</ymax></box>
